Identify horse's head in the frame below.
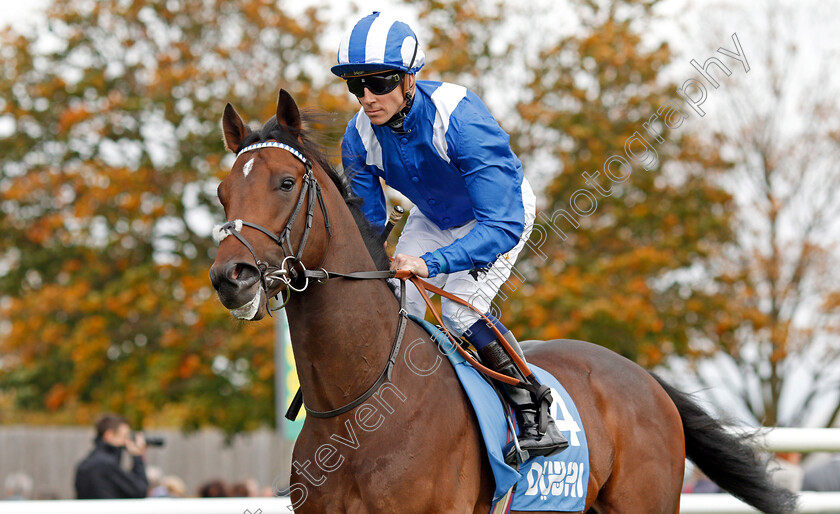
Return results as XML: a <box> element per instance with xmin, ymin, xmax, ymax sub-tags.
<box><xmin>209</xmin><ymin>90</ymin><xmax>333</xmax><ymax>321</ymax></box>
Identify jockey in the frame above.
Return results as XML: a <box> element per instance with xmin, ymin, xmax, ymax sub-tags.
<box><xmin>333</xmin><ymin>12</ymin><xmax>567</xmax><ymax>459</ymax></box>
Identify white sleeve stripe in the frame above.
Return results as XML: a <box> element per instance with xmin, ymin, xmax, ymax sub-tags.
<box><xmin>430</xmin><ymin>83</ymin><xmax>468</xmax><ymax>163</ymax></box>
<box><xmin>354</xmin><ymin>110</ymin><xmax>383</xmax><ymax>170</ymax></box>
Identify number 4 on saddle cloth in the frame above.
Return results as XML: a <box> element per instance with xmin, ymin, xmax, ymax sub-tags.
<box><xmin>409</xmin><ymin>316</ymin><xmax>590</xmax><ymax>513</ymax></box>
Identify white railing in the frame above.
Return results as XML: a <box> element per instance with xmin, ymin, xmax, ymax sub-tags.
<box><xmin>1</xmin><ymin>497</ymin><xmax>294</xmax><ymax>514</ymax></box>
<box><xmin>4</xmin><ymin>494</ymin><xmax>838</xmax><ymax>514</ymax></box>
<box><xmin>680</xmin><ymin>492</ymin><xmax>840</xmax><ymax>513</ymax></box>
<box><xmin>747</xmin><ymin>427</ymin><xmax>840</xmax><ymax>453</ymax></box>
<box><xmin>680</xmin><ymin>428</ymin><xmax>840</xmax><ymax>513</ymax></box>
<box><xmin>4</xmin><ymin>429</ymin><xmax>837</xmax><ymax>513</ymax></box>
<box><xmin>2</xmin><ymin>489</ymin><xmax>837</xmax><ymax>514</ymax></box>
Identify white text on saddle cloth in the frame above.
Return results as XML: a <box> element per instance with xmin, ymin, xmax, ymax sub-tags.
<box><xmin>549</xmin><ymin>387</ymin><xmax>582</xmax><ymax>447</ymax></box>
<box><xmin>524</xmin><ymin>460</ymin><xmax>586</xmax><ymax>500</ymax></box>
<box><xmin>522</xmin><ymin>388</ymin><xmax>586</xmax><ymax>500</ymax></box>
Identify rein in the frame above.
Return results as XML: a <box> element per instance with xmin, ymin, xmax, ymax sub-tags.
<box><xmin>214</xmin><ymin>140</ymin><xmax>537</xmax><ymax>421</ymax></box>
<box><xmin>287</xmin><ymin>273</ymin><xmax>409</xmax><ymax>420</ymax></box>
<box><xmin>405</xmin><ymin>276</ymin><xmax>538</xmax><ymax>389</ymax></box>
<box><xmin>283</xmin><ymin>273</ymin><xmax>538</xmax><ymax>421</ymax></box>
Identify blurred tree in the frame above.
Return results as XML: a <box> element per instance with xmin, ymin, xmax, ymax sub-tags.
<box><xmin>411</xmin><ymin>0</ymin><xmax>511</xmax><ymax>96</ymax></box>
<box><xmin>671</xmin><ymin>2</ymin><xmax>840</xmax><ymax>427</ymax></box>
<box><xmin>410</xmin><ymin>0</ymin><xmax>840</xmax><ymax>429</ymax></box>
<box><xmin>408</xmin><ymin>0</ymin><xmax>737</xmax><ymax>367</ymax></box>
<box><xmin>0</xmin><ymin>0</ymin><xmax>351</xmax><ymax>434</ymax></box>
<box><xmin>503</xmin><ymin>0</ymin><xmax>737</xmax><ymax>365</ymax></box>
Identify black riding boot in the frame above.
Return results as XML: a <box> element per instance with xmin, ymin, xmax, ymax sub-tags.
<box><xmin>478</xmin><ymin>333</ymin><xmax>569</xmax><ymax>461</ymax></box>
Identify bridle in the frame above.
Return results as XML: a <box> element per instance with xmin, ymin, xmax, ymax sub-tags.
<box><xmin>213</xmin><ymin>141</ymin><xmax>333</xmax><ymax>313</ymax></box>
<box><xmin>212</xmin><ymin>140</ymin><xmax>410</xmax><ymax>419</ymax></box>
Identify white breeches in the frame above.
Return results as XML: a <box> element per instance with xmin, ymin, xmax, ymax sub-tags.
<box><xmin>393</xmin><ymin>178</ymin><xmax>536</xmax><ymax>335</ymax></box>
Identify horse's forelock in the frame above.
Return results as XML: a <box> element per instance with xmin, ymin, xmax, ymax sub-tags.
<box><xmin>242</xmin><ymin>115</ymin><xmax>347</xmax><ymax>197</ymax></box>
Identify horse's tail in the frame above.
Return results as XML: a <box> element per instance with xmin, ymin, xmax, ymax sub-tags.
<box><xmin>649</xmin><ymin>372</ymin><xmax>798</xmax><ymax>514</ymax></box>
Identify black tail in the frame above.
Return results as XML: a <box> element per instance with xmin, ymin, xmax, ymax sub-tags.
<box><xmin>649</xmin><ymin>373</ymin><xmax>798</xmax><ymax>514</ymax></box>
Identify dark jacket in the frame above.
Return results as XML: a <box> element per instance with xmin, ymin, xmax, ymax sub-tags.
<box><xmin>74</xmin><ymin>439</ymin><xmax>148</xmax><ymax>499</ymax></box>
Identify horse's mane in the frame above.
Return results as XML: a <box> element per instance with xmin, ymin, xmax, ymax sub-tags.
<box><xmin>239</xmin><ymin>115</ymin><xmax>390</xmax><ymax>271</ymax></box>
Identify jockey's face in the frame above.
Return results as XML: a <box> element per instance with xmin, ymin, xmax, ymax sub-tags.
<box><xmin>357</xmin><ymin>73</ymin><xmax>415</xmax><ymax>126</ymax></box>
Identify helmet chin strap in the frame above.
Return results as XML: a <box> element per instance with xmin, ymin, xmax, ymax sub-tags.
<box><xmin>386</xmin><ymin>76</ymin><xmax>415</xmax><ymax>133</ymax></box>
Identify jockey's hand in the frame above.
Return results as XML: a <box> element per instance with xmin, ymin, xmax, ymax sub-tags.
<box><xmin>390</xmin><ymin>253</ymin><xmax>429</xmax><ymax>278</ymax></box>
<box><xmin>126</xmin><ymin>432</ymin><xmax>146</xmax><ymax>456</ymax></box>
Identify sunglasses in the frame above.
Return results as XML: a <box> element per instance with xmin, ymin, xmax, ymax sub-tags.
<box><xmin>345</xmin><ymin>72</ymin><xmax>405</xmax><ymax>97</ymax></box>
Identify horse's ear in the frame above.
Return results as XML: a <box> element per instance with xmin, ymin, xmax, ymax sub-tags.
<box><xmin>276</xmin><ymin>89</ymin><xmax>302</xmax><ymax>134</ymax></box>
<box><xmin>221</xmin><ymin>103</ymin><xmax>251</xmax><ymax>153</ymax></box>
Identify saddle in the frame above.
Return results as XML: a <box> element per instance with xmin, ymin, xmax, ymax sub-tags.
<box><xmin>447</xmin><ymin>328</ymin><xmax>558</xmax><ymax>465</ymax></box>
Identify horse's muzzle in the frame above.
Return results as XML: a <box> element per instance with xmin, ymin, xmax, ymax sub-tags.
<box><xmin>209</xmin><ymin>260</ymin><xmax>261</xmax><ymax>310</ymax></box>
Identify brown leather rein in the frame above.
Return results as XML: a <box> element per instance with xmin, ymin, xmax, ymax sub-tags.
<box><xmin>281</xmin><ymin>269</ymin><xmax>539</xmax><ymax>421</ymax></box>
<box><xmin>405</xmin><ymin>275</ymin><xmax>537</xmax><ymax>388</ymax></box>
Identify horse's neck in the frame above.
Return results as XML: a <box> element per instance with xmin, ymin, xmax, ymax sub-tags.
<box><xmin>284</xmin><ymin>238</ymin><xmax>400</xmax><ymax>413</ymax></box>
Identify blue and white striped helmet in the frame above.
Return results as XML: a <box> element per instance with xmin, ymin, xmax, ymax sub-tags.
<box><xmin>331</xmin><ymin>12</ymin><xmax>425</xmax><ymax>77</ymax></box>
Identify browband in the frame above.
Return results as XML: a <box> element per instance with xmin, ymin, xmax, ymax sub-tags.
<box><xmin>236</xmin><ymin>141</ymin><xmax>310</xmax><ymax>169</ymax></box>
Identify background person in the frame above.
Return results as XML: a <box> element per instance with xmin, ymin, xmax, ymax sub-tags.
<box><xmin>74</xmin><ymin>413</ymin><xmax>148</xmax><ymax>499</ymax></box>
<box><xmin>770</xmin><ymin>452</ymin><xmax>804</xmax><ymax>492</ymax></box>
<box><xmin>146</xmin><ymin>465</ymin><xmax>164</xmax><ymax>497</ymax></box>
<box><xmin>3</xmin><ymin>471</ymin><xmax>33</xmax><ymax>500</ymax></box>
<box><xmin>159</xmin><ymin>475</ymin><xmax>187</xmax><ymax>497</ymax></box>
<box><xmin>198</xmin><ymin>478</ymin><xmax>230</xmax><ymax>497</ymax></box>
<box><xmin>683</xmin><ymin>468</ymin><xmax>722</xmax><ymax>494</ymax></box>
<box><xmin>803</xmin><ymin>455</ymin><xmax>840</xmax><ymax>491</ymax></box>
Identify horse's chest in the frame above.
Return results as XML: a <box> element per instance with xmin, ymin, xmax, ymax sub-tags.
<box><xmin>289</xmin><ymin>421</ymin><xmax>476</xmax><ymax>512</ymax></box>
<box><xmin>288</xmin><ymin>367</ymin><xmax>488</xmax><ymax>511</ymax></box>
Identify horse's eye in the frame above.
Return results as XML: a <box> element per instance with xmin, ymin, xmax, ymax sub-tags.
<box><xmin>279</xmin><ymin>178</ymin><xmax>296</xmax><ymax>191</ymax></box>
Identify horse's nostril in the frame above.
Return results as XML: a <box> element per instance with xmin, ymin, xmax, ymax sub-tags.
<box><xmin>225</xmin><ymin>261</ymin><xmax>259</xmax><ymax>287</ymax></box>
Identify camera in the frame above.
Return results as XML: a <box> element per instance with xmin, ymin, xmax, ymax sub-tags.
<box><xmin>145</xmin><ymin>436</ymin><xmax>165</xmax><ymax>447</ymax></box>
<box><xmin>133</xmin><ymin>433</ymin><xmax>165</xmax><ymax>447</ymax></box>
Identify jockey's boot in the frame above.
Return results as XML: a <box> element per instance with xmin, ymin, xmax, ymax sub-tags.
<box><xmin>464</xmin><ymin>315</ymin><xmax>569</xmax><ymax>461</ymax></box>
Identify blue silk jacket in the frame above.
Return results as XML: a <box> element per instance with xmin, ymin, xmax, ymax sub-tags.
<box><xmin>341</xmin><ymin>80</ymin><xmax>526</xmax><ymax>277</ymax></box>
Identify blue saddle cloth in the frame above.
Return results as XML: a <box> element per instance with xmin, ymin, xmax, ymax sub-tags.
<box><xmin>408</xmin><ymin>316</ymin><xmax>590</xmax><ymax>512</ymax></box>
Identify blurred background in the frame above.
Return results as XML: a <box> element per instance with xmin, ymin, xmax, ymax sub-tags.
<box><xmin>1</xmin><ymin>0</ymin><xmax>838</xmax><ymax>501</ymax></box>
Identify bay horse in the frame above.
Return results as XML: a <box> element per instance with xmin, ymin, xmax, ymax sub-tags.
<box><xmin>209</xmin><ymin>90</ymin><xmax>797</xmax><ymax>513</ymax></box>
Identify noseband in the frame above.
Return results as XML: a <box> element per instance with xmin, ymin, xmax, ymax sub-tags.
<box><xmin>213</xmin><ymin>141</ymin><xmax>332</xmax><ymax>313</ymax></box>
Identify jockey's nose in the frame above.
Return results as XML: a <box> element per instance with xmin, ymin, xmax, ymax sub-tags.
<box><xmin>360</xmin><ymin>87</ymin><xmax>378</xmax><ymax>104</ymax></box>
<box><xmin>209</xmin><ymin>260</ymin><xmax>260</xmax><ymax>293</ymax></box>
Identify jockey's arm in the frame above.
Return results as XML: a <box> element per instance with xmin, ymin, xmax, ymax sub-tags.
<box><xmin>419</xmin><ymin>94</ymin><xmax>526</xmax><ymax>278</ymax></box>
